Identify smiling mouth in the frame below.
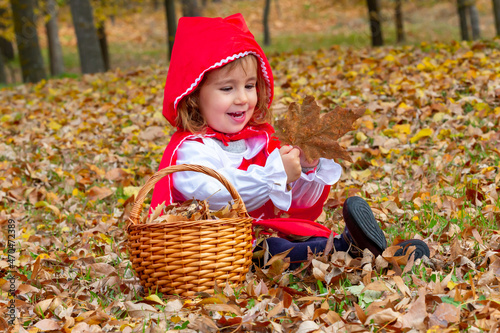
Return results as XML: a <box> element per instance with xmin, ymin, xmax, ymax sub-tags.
<box><xmin>227</xmin><ymin>112</ymin><xmax>245</xmax><ymax>119</ymax></box>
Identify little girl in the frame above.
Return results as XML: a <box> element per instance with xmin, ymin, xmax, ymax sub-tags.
<box><xmin>151</xmin><ymin>14</ymin><xmax>429</xmax><ymax>268</ymax></box>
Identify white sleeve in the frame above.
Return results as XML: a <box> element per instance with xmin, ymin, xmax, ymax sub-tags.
<box><xmin>289</xmin><ymin>158</ymin><xmax>342</xmax><ymax>209</ymax></box>
<box><xmin>173</xmin><ymin>140</ymin><xmax>292</xmax><ymax>211</ymax></box>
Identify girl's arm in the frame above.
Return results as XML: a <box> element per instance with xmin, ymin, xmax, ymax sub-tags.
<box><xmin>289</xmin><ymin>158</ymin><xmax>342</xmax><ymax>208</ymax></box>
<box><xmin>173</xmin><ymin>139</ymin><xmax>292</xmax><ymax>211</ymax></box>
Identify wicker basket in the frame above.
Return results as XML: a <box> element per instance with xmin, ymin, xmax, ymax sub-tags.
<box><xmin>126</xmin><ymin>164</ymin><xmax>254</xmax><ymax>297</ymax></box>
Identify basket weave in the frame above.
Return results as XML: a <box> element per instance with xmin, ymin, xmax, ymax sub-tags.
<box><xmin>126</xmin><ymin>164</ymin><xmax>253</xmax><ymax>297</ymax></box>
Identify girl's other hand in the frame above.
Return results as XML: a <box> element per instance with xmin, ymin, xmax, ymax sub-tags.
<box><xmin>295</xmin><ymin>146</ymin><xmax>319</xmax><ymax>168</ymax></box>
<box><xmin>279</xmin><ymin>146</ymin><xmax>301</xmax><ymax>184</ymax></box>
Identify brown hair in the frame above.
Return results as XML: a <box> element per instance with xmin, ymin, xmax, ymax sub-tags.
<box><xmin>175</xmin><ymin>55</ymin><xmax>271</xmax><ymax>133</ymax></box>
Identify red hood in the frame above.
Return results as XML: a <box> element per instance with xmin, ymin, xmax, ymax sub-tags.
<box><xmin>162</xmin><ymin>13</ymin><xmax>274</xmax><ymax>127</ymax></box>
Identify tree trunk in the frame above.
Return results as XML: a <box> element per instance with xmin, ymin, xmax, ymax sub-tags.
<box><xmin>69</xmin><ymin>0</ymin><xmax>105</xmax><ymax>74</ymax></box>
<box><xmin>494</xmin><ymin>0</ymin><xmax>500</xmax><ymax>36</ymax></box>
<box><xmin>97</xmin><ymin>21</ymin><xmax>110</xmax><ymax>71</ymax></box>
<box><xmin>165</xmin><ymin>0</ymin><xmax>176</xmax><ymax>60</ymax></box>
<box><xmin>395</xmin><ymin>0</ymin><xmax>405</xmax><ymax>43</ymax></box>
<box><xmin>182</xmin><ymin>0</ymin><xmax>201</xmax><ymax>17</ymax></box>
<box><xmin>10</xmin><ymin>0</ymin><xmax>47</xmax><ymax>83</ymax></box>
<box><xmin>45</xmin><ymin>0</ymin><xmax>65</xmax><ymax>76</ymax></box>
<box><xmin>0</xmin><ymin>7</ymin><xmax>15</xmax><ymax>62</ymax></box>
<box><xmin>0</xmin><ymin>51</ymin><xmax>7</xmax><ymax>84</ymax></box>
<box><xmin>469</xmin><ymin>2</ymin><xmax>481</xmax><ymax>40</ymax></box>
<box><xmin>366</xmin><ymin>0</ymin><xmax>384</xmax><ymax>46</ymax></box>
<box><xmin>263</xmin><ymin>0</ymin><xmax>271</xmax><ymax>46</ymax></box>
<box><xmin>457</xmin><ymin>0</ymin><xmax>470</xmax><ymax>40</ymax></box>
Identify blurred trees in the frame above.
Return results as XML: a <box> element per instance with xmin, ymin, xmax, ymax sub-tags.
<box><xmin>366</xmin><ymin>0</ymin><xmax>383</xmax><ymax>46</ymax></box>
<box><xmin>182</xmin><ymin>0</ymin><xmax>200</xmax><ymax>17</ymax></box>
<box><xmin>44</xmin><ymin>0</ymin><xmax>64</xmax><ymax>76</ymax></box>
<box><xmin>457</xmin><ymin>0</ymin><xmax>481</xmax><ymax>40</ymax></box>
<box><xmin>263</xmin><ymin>0</ymin><xmax>271</xmax><ymax>45</ymax></box>
<box><xmin>10</xmin><ymin>0</ymin><xmax>46</xmax><ymax>83</ymax></box>
<box><xmin>0</xmin><ymin>44</ymin><xmax>6</xmax><ymax>83</ymax></box>
<box><xmin>0</xmin><ymin>4</ymin><xmax>13</xmax><ymax>84</ymax></box>
<box><xmin>2</xmin><ymin>0</ymin><xmax>500</xmax><ymax>84</ymax></box>
<box><xmin>394</xmin><ymin>0</ymin><xmax>405</xmax><ymax>43</ymax></box>
<box><xmin>493</xmin><ymin>0</ymin><xmax>500</xmax><ymax>35</ymax></box>
<box><xmin>69</xmin><ymin>0</ymin><xmax>105</xmax><ymax>74</ymax></box>
<box><xmin>164</xmin><ymin>0</ymin><xmax>176</xmax><ymax>60</ymax></box>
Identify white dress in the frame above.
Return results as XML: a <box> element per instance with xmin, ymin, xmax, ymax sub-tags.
<box><xmin>173</xmin><ymin>134</ymin><xmax>343</xmax><ymax>212</ymax></box>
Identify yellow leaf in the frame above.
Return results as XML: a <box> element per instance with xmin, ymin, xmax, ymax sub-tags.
<box><xmin>296</xmin><ymin>77</ymin><xmax>307</xmax><ymax>85</ymax></box>
<box><xmin>398</xmin><ymin>102</ymin><xmax>411</xmax><ymax>110</ymax></box>
<box><xmin>447</xmin><ymin>281</ymin><xmax>458</xmax><ymax>290</ymax></box>
<box><xmin>362</xmin><ymin>120</ymin><xmax>374</xmax><ymax>130</ymax></box>
<box><xmin>410</xmin><ymin>128</ymin><xmax>433</xmax><ymax>144</ymax></box>
<box><xmin>171</xmin><ymin>315</ymin><xmax>181</xmax><ymax>324</ymax></box>
<box><xmin>36</xmin><ymin>253</ymin><xmax>50</xmax><ymax>260</ymax></box>
<box><xmin>48</xmin><ymin>121</ymin><xmax>62</xmax><ymax>131</ymax></box>
<box><xmin>356</xmin><ymin>131</ymin><xmax>367</xmax><ymax>142</ymax></box>
<box><xmin>1</xmin><ymin>115</ymin><xmax>12</xmax><ymax>122</ymax></box>
<box><xmin>350</xmin><ymin>169</ymin><xmax>372</xmax><ymax>181</ymax></box>
<box><xmin>437</xmin><ymin>129</ymin><xmax>451</xmax><ymax>140</ymax></box>
<box><xmin>123</xmin><ymin>186</ymin><xmax>141</xmax><ymax>198</ymax></box>
<box><xmin>393</xmin><ymin>124</ymin><xmax>411</xmax><ymax>134</ymax></box>
<box><xmin>463</xmin><ymin>51</ymin><xmax>474</xmax><ymax>58</ymax></box>
<box><xmin>384</xmin><ymin>54</ymin><xmax>395</xmax><ymax>62</ymax></box>
<box><xmin>72</xmin><ymin>188</ymin><xmax>81</xmax><ymax>197</ymax></box>
<box><xmin>144</xmin><ymin>294</ymin><xmax>165</xmax><ymax>305</ymax></box>
<box><xmin>383</xmin><ymin>129</ymin><xmax>396</xmax><ymax>137</ymax></box>
<box><xmin>432</xmin><ymin>112</ymin><xmax>446</xmax><ymax>122</ymax></box>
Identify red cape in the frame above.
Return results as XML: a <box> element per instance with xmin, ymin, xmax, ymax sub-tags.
<box><xmin>152</xmin><ymin>13</ymin><xmax>334</xmax><ymax>239</ymax></box>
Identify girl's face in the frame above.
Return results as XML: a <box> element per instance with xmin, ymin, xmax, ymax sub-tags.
<box><xmin>199</xmin><ymin>56</ymin><xmax>258</xmax><ymax>134</ymax></box>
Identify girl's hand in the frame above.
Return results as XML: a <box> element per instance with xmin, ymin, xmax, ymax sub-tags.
<box><xmin>279</xmin><ymin>146</ymin><xmax>301</xmax><ymax>184</ymax></box>
<box><xmin>295</xmin><ymin>146</ymin><xmax>319</xmax><ymax>168</ymax></box>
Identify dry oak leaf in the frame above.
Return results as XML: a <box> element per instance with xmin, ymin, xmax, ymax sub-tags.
<box><xmin>274</xmin><ymin>95</ymin><xmax>365</xmax><ymax>163</ymax></box>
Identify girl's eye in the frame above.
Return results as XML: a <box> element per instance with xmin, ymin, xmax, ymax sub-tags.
<box><xmin>245</xmin><ymin>84</ymin><xmax>256</xmax><ymax>89</ymax></box>
<box><xmin>220</xmin><ymin>87</ymin><xmax>232</xmax><ymax>92</ymax></box>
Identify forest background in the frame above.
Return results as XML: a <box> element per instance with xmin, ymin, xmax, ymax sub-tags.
<box><xmin>1</xmin><ymin>0</ymin><xmax>500</xmax><ymax>84</ymax></box>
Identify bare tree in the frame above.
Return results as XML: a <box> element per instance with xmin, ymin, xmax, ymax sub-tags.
<box><xmin>97</xmin><ymin>21</ymin><xmax>110</xmax><ymax>71</ymax></box>
<box><xmin>457</xmin><ymin>0</ymin><xmax>481</xmax><ymax>41</ymax></box>
<box><xmin>469</xmin><ymin>2</ymin><xmax>481</xmax><ymax>40</ymax></box>
<box><xmin>164</xmin><ymin>0</ymin><xmax>177</xmax><ymax>60</ymax></box>
<box><xmin>0</xmin><ymin>51</ymin><xmax>6</xmax><ymax>84</ymax></box>
<box><xmin>263</xmin><ymin>0</ymin><xmax>271</xmax><ymax>46</ymax></box>
<box><xmin>69</xmin><ymin>0</ymin><xmax>105</xmax><ymax>74</ymax></box>
<box><xmin>494</xmin><ymin>0</ymin><xmax>500</xmax><ymax>36</ymax></box>
<box><xmin>367</xmin><ymin>0</ymin><xmax>384</xmax><ymax>46</ymax></box>
<box><xmin>457</xmin><ymin>0</ymin><xmax>470</xmax><ymax>40</ymax></box>
<box><xmin>45</xmin><ymin>0</ymin><xmax>65</xmax><ymax>76</ymax></box>
<box><xmin>0</xmin><ymin>6</ymin><xmax>14</xmax><ymax>62</ymax></box>
<box><xmin>10</xmin><ymin>0</ymin><xmax>47</xmax><ymax>83</ymax></box>
<box><xmin>182</xmin><ymin>0</ymin><xmax>201</xmax><ymax>17</ymax></box>
<box><xmin>395</xmin><ymin>0</ymin><xmax>405</xmax><ymax>43</ymax></box>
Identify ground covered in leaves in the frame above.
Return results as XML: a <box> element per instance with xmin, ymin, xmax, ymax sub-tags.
<box><xmin>1</xmin><ymin>39</ymin><xmax>500</xmax><ymax>332</ymax></box>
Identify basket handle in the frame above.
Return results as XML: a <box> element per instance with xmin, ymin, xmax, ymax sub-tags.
<box><xmin>128</xmin><ymin>164</ymin><xmax>249</xmax><ymax>226</ymax></box>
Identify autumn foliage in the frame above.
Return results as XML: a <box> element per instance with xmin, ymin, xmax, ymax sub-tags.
<box><xmin>1</xmin><ymin>39</ymin><xmax>500</xmax><ymax>332</ymax></box>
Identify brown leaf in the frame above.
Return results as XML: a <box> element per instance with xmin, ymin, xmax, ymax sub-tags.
<box><xmin>105</xmin><ymin>168</ymin><xmax>129</xmax><ymax>182</ymax></box>
<box><xmin>139</xmin><ymin>126</ymin><xmax>164</xmax><ymax>141</ymax></box>
<box><xmin>86</xmin><ymin>186</ymin><xmax>114</xmax><ymax>201</ymax></box>
<box><xmin>399</xmin><ymin>288</ymin><xmax>428</xmax><ymax>330</ymax></box>
<box><xmin>274</xmin><ymin>95</ymin><xmax>364</xmax><ymax>163</ymax></box>
<box><xmin>429</xmin><ymin>303</ymin><xmax>460</xmax><ymax>327</ymax></box>
<box><xmin>204</xmin><ymin>303</ymin><xmax>242</xmax><ymax>316</ymax></box>
<box><xmin>34</xmin><ymin>319</ymin><xmax>62</xmax><ymax>330</ymax></box>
